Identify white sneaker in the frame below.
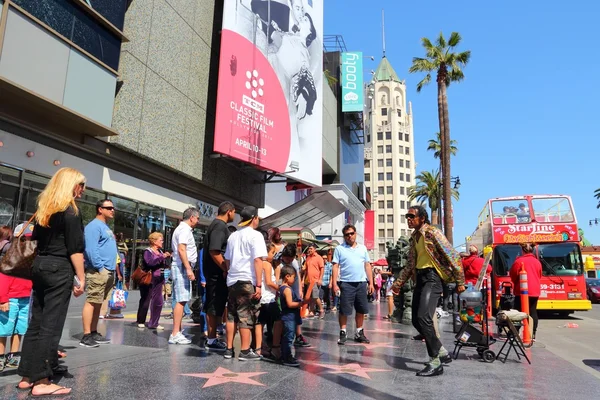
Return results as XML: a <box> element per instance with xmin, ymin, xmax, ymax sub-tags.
<box><xmin>137</xmin><ymin>324</ymin><xmax>145</xmax><ymax>328</ymax></box>
<box><xmin>169</xmin><ymin>332</ymin><xmax>191</xmax><ymax>345</ymax></box>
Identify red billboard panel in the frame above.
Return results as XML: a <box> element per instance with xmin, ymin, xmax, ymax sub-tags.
<box><xmin>364</xmin><ymin>210</ymin><xmax>375</xmax><ymax>250</ymax></box>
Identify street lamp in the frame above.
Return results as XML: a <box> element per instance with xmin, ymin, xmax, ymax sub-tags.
<box><xmin>589</xmin><ymin>219</ymin><xmax>599</xmax><ymax>227</ymax></box>
<box><xmin>439</xmin><ymin>176</ymin><xmax>461</xmax><ymax>190</ymax></box>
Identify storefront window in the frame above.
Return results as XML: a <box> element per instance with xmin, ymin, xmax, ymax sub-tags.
<box><xmin>0</xmin><ymin>166</ymin><xmax>20</xmax><ymax>226</ymax></box>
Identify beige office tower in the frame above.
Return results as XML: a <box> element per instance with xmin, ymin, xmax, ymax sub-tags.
<box><xmin>363</xmin><ymin>57</ymin><xmax>417</xmax><ymax>261</ymax></box>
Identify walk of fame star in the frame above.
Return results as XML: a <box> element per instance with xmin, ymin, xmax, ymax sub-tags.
<box><xmin>345</xmin><ymin>341</ymin><xmax>399</xmax><ymax>350</ymax></box>
<box><xmin>364</xmin><ymin>329</ymin><xmax>402</xmax><ymax>334</ymax></box>
<box><xmin>313</xmin><ymin>363</ymin><xmax>391</xmax><ymax>379</ymax></box>
<box><xmin>181</xmin><ymin>367</ymin><xmax>267</xmax><ymax>388</ymax></box>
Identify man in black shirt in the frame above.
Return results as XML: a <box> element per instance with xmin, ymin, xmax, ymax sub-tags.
<box><xmin>203</xmin><ymin>201</ymin><xmax>235</xmax><ymax>351</ymax></box>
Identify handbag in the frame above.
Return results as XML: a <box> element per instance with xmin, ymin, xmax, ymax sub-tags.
<box><xmin>131</xmin><ymin>266</ymin><xmax>152</xmax><ymax>286</ymax></box>
<box><xmin>0</xmin><ymin>214</ymin><xmax>37</xmax><ymax>279</ymax></box>
<box><xmin>108</xmin><ymin>281</ymin><xmax>128</xmax><ymax>310</ymax></box>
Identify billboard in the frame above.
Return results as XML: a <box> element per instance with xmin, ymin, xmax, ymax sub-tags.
<box><xmin>341</xmin><ymin>52</ymin><xmax>364</xmax><ymax>112</ymax></box>
<box><xmin>214</xmin><ymin>0</ymin><xmax>324</xmax><ymax>187</ymax></box>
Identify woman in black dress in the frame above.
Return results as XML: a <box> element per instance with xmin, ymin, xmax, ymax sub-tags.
<box><xmin>17</xmin><ymin>167</ymin><xmax>86</xmax><ymax>396</ymax></box>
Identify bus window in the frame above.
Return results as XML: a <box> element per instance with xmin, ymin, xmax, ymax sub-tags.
<box><xmin>493</xmin><ymin>244</ymin><xmax>522</xmax><ymax>276</ymax></box>
<box><xmin>538</xmin><ymin>243</ymin><xmax>583</xmax><ymax>276</ymax></box>
<box><xmin>531</xmin><ymin>197</ymin><xmax>574</xmax><ymax>223</ymax></box>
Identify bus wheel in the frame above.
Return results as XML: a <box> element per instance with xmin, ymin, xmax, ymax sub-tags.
<box><xmin>557</xmin><ymin>311</ymin><xmax>571</xmax><ymax>318</ymax></box>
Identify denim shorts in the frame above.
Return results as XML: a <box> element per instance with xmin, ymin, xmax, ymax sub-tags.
<box><xmin>0</xmin><ymin>297</ymin><xmax>30</xmax><ymax>336</ymax></box>
<box><xmin>339</xmin><ymin>281</ymin><xmax>369</xmax><ymax>316</ymax></box>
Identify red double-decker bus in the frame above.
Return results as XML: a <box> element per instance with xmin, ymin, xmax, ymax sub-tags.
<box><xmin>468</xmin><ymin>195</ymin><xmax>591</xmax><ymax>316</ymax></box>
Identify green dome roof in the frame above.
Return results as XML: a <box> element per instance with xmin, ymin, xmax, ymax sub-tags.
<box><xmin>374</xmin><ymin>56</ymin><xmax>401</xmax><ymax>82</ymax></box>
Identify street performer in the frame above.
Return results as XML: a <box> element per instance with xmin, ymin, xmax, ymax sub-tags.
<box><xmin>392</xmin><ymin>205</ymin><xmax>465</xmax><ymax>377</ymax></box>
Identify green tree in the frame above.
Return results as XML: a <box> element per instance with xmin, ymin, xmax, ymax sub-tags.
<box><xmin>409</xmin><ymin>32</ymin><xmax>470</xmax><ymax>244</ymax></box>
<box><xmin>408</xmin><ymin>170</ymin><xmax>459</xmax><ymax>226</ymax></box>
<box><xmin>427</xmin><ymin>132</ymin><xmax>458</xmax><ymax>161</ymax></box>
<box><xmin>594</xmin><ymin>188</ymin><xmax>600</xmax><ymax>208</ymax></box>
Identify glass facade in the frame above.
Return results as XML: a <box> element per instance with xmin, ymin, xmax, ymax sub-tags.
<box><xmin>12</xmin><ymin>0</ymin><xmax>124</xmax><ymax>70</ymax></box>
<box><xmin>0</xmin><ymin>163</ymin><xmax>207</xmax><ymax>287</ymax></box>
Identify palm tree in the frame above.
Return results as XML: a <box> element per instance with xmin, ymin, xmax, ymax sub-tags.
<box><xmin>409</xmin><ymin>32</ymin><xmax>470</xmax><ymax>244</ymax></box>
<box><xmin>595</xmin><ymin>188</ymin><xmax>600</xmax><ymax>208</ymax></box>
<box><xmin>427</xmin><ymin>132</ymin><xmax>458</xmax><ymax>160</ymax></box>
<box><xmin>408</xmin><ymin>170</ymin><xmax>459</xmax><ymax>225</ymax></box>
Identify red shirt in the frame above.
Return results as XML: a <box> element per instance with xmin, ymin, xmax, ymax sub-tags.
<box><xmin>461</xmin><ymin>255</ymin><xmax>491</xmax><ymax>285</ymax></box>
<box><xmin>0</xmin><ymin>272</ymin><xmax>33</xmax><ymax>303</ymax></box>
<box><xmin>510</xmin><ymin>253</ymin><xmax>542</xmax><ymax>297</ymax></box>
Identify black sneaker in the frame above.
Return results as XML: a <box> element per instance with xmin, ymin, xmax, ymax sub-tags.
<box><xmin>338</xmin><ymin>330</ymin><xmax>347</xmax><ymax>345</ymax></box>
<box><xmin>79</xmin><ymin>334</ymin><xmax>100</xmax><ymax>348</ymax></box>
<box><xmin>261</xmin><ymin>352</ymin><xmax>281</xmax><ymax>364</ymax></box>
<box><xmin>223</xmin><ymin>348</ymin><xmax>235</xmax><ymax>359</ymax></box>
<box><xmin>354</xmin><ymin>330</ymin><xmax>370</xmax><ymax>344</ymax></box>
<box><xmin>204</xmin><ymin>340</ymin><xmax>227</xmax><ymax>352</ymax></box>
<box><xmin>282</xmin><ymin>355</ymin><xmax>300</xmax><ymax>367</ymax></box>
<box><xmin>294</xmin><ymin>335</ymin><xmax>311</xmax><ymax>347</ymax></box>
<box><xmin>91</xmin><ymin>332</ymin><xmax>111</xmax><ymax>344</ymax></box>
<box><xmin>239</xmin><ymin>349</ymin><xmax>261</xmax><ymax>361</ymax></box>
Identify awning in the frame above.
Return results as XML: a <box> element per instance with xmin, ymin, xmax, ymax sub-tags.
<box><xmin>260</xmin><ymin>191</ymin><xmax>346</xmax><ymax>231</ymax></box>
<box><xmin>278</xmin><ymin>227</ymin><xmax>340</xmax><ymax>251</ymax></box>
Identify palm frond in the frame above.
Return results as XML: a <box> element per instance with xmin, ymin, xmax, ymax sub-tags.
<box><xmin>436</xmin><ymin>31</ymin><xmax>447</xmax><ymax>48</ymax></box>
<box><xmin>421</xmin><ymin>37</ymin><xmax>435</xmax><ymax>51</ymax></box>
<box><xmin>416</xmin><ymin>74</ymin><xmax>432</xmax><ymax>92</ymax></box>
<box><xmin>409</xmin><ymin>58</ymin><xmax>436</xmax><ymax>73</ymax></box>
<box><xmin>448</xmin><ymin>32</ymin><xmax>462</xmax><ymax>48</ymax></box>
<box><xmin>455</xmin><ymin>50</ymin><xmax>471</xmax><ymax>65</ymax></box>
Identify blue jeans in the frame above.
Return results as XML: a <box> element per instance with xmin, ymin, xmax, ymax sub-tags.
<box><xmin>281</xmin><ymin>319</ymin><xmax>296</xmax><ymax>359</ymax></box>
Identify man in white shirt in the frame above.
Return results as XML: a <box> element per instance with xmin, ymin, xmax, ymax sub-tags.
<box><xmin>168</xmin><ymin>207</ymin><xmax>199</xmax><ymax>345</ymax></box>
<box><xmin>223</xmin><ymin>206</ymin><xmax>267</xmax><ymax>361</ymax></box>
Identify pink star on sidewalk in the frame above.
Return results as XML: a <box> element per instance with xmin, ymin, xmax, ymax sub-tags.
<box><xmin>181</xmin><ymin>367</ymin><xmax>267</xmax><ymax>388</ymax></box>
<box><xmin>346</xmin><ymin>341</ymin><xmax>399</xmax><ymax>350</ymax></box>
<box><xmin>364</xmin><ymin>329</ymin><xmax>401</xmax><ymax>334</ymax></box>
<box><xmin>314</xmin><ymin>362</ymin><xmax>391</xmax><ymax>379</ymax></box>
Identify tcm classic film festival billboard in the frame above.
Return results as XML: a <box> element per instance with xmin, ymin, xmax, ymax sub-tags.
<box><xmin>213</xmin><ymin>0</ymin><xmax>324</xmax><ymax>187</ymax></box>
<box><xmin>341</xmin><ymin>52</ymin><xmax>364</xmax><ymax>112</ymax></box>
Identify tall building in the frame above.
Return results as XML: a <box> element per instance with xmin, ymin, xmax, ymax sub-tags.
<box><xmin>363</xmin><ymin>56</ymin><xmax>416</xmax><ymax>260</ymax></box>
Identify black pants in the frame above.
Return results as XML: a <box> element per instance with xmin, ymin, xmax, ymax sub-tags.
<box><xmin>515</xmin><ymin>296</ymin><xmax>539</xmax><ymax>335</ymax></box>
<box><xmin>322</xmin><ymin>286</ymin><xmax>331</xmax><ymax>309</ymax></box>
<box><xmin>412</xmin><ymin>268</ymin><xmax>444</xmax><ymax>358</ymax></box>
<box><xmin>18</xmin><ymin>256</ymin><xmax>74</xmax><ymax>382</ymax></box>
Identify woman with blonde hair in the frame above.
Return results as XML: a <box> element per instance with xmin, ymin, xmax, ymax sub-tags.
<box><xmin>17</xmin><ymin>167</ymin><xmax>86</xmax><ymax>396</ymax></box>
<box><xmin>136</xmin><ymin>231</ymin><xmax>170</xmax><ymax>330</ymax></box>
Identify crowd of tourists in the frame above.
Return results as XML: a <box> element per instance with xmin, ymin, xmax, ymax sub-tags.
<box><xmin>0</xmin><ymin>167</ymin><xmax>546</xmax><ymax>395</ymax></box>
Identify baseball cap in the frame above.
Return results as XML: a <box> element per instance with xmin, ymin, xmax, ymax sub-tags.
<box><xmin>14</xmin><ymin>222</ymin><xmax>34</xmax><ymax>237</ymax></box>
<box><xmin>238</xmin><ymin>206</ymin><xmax>259</xmax><ymax>227</ymax></box>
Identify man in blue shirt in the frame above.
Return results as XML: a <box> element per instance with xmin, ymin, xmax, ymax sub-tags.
<box><xmin>332</xmin><ymin>224</ymin><xmax>374</xmax><ymax>345</ymax></box>
<box><xmin>80</xmin><ymin>199</ymin><xmax>117</xmax><ymax>348</ymax></box>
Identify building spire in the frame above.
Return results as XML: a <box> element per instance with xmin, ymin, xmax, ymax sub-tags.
<box><xmin>382</xmin><ymin>9</ymin><xmax>386</xmax><ymax>58</ymax></box>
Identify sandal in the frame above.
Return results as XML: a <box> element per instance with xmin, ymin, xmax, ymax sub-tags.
<box><xmin>57</xmin><ymin>350</ymin><xmax>67</xmax><ymax>358</ymax></box>
<box><xmin>31</xmin><ymin>385</ymin><xmax>72</xmax><ymax>397</ymax></box>
<box><xmin>16</xmin><ymin>381</ymin><xmax>33</xmax><ymax>390</ymax></box>
<box><xmin>383</xmin><ymin>315</ymin><xmax>392</xmax><ymax>320</ymax></box>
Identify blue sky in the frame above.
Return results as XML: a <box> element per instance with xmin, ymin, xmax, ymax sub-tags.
<box><xmin>324</xmin><ymin>0</ymin><xmax>600</xmax><ymax>246</ymax></box>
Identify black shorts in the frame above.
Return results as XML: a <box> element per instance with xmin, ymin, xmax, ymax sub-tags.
<box><xmin>258</xmin><ymin>302</ymin><xmax>282</xmax><ymax>326</ymax></box>
<box><xmin>204</xmin><ymin>278</ymin><xmax>228</xmax><ymax>316</ymax></box>
<box><xmin>339</xmin><ymin>281</ymin><xmax>369</xmax><ymax>316</ymax></box>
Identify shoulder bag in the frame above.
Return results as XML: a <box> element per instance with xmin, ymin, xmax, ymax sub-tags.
<box><xmin>0</xmin><ymin>214</ymin><xmax>37</xmax><ymax>279</ymax></box>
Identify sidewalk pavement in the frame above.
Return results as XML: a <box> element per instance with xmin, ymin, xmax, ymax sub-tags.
<box><xmin>1</xmin><ymin>296</ymin><xmax>599</xmax><ymax>400</ymax></box>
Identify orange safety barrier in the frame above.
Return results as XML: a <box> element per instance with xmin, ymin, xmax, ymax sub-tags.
<box><xmin>519</xmin><ymin>263</ymin><xmax>532</xmax><ymax>346</ymax></box>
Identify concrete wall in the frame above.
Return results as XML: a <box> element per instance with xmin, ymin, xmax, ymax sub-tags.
<box><xmin>112</xmin><ymin>0</ymin><xmax>263</xmax><ymax>207</ymax></box>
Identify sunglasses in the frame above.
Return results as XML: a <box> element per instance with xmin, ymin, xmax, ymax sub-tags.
<box><xmin>78</xmin><ymin>182</ymin><xmax>86</xmax><ymax>189</ymax></box>
<box><xmin>405</xmin><ymin>213</ymin><xmax>417</xmax><ymax>219</ymax></box>
<box><xmin>344</xmin><ymin>231</ymin><xmax>356</xmax><ymax>237</ymax></box>
<box><xmin>101</xmin><ymin>206</ymin><xmax>115</xmax><ymax>211</ymax></box>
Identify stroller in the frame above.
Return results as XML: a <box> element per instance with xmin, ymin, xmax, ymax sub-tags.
<box><xmin>452</xmin><ymin>252</ymin><xmax>496</xmax><ymax>362</ymax></box>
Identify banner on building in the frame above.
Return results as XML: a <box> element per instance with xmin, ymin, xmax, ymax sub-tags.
<box><xmin>213</xmin><ymin>0</ymin><xmax>324</xmax><ymax>187</ymax></box>
<box><xmin>341</xmin><ymin>52</ymin><xmax>364</xmax><ymax>112</ymax></box>
<box><xmin>364</xmin><ymin>210</ymin><xmax>375</xmax><ymax>250</ymax></box>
